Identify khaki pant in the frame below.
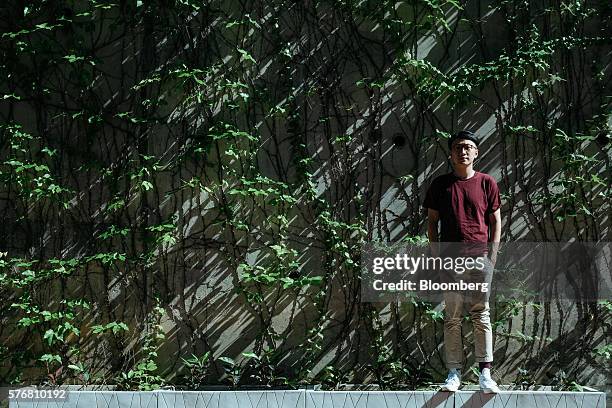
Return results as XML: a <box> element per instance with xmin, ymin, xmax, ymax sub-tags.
<box><xmin>443</xmin><ymin>260</ymin><xmax>494</xmax><ymax>369</ymax></box>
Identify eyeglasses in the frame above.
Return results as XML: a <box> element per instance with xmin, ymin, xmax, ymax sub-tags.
<box><xmin>452</xmin><ymin>144</ymin><xmax>477</xmax><ymax>153</ymax></box>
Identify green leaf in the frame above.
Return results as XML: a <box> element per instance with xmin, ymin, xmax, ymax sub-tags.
<box><xmin>281</xmin><ymin>277</ymin><xmax>295</xmax><ymax>289</ymax></box>
<box><xmin>426</xmin><ymin>309</ymin><xmax>444</xmax><ymax>321</ymax></box>
<box><xmin>237</xmin><ymin>48</ymin><xmax>256</xmax><ymax>64</ymax></box>
<box><xmin>40</xmin><ymin>354</ymin><xmax>62</xmax><ymax>365</ymax></box>
<box><xmin>218</xmin><ymin>356</ymin><xmax>235</xmax><ymax>366</ymax></box>
<box><xmin>43</xmin><ymin>329</ymin><xmax>58</xmax><ymax>345</ymax></box>
<box><xmin>112</xmin><ymin>322</ymin><xmax>129</xmax><ymax>334</ymax></box>
<box><xmin>270</xmin><ymin>244</ymin><xmax>290</xmax><ymax>257</ymax></box>
<box><xmin>303</xmin><ymin>276</ymin><xmax>323</xmax><ymax>286</ymax></box>
<box><xmin>63</xmin><ymin>55</ymin><xmax>85</xmax><ymax>63</ymax></box>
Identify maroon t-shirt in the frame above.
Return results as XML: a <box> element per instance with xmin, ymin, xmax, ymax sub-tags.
<box><xmin>423</xmin><ymin>171</ymin><xmax>500</xmax><ymax>243</ymax></box>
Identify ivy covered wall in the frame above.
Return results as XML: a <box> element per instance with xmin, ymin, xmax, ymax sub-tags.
<box><xmin>0</xmin><ymin>0</ymin><xmax>610</xmax><ymax>393</ymax></box>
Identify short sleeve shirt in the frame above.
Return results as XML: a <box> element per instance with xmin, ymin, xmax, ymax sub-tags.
<box><xmin>423</xmin><ymin>172</ymin><xmax>501</xmax><ymax>242</ymax></box>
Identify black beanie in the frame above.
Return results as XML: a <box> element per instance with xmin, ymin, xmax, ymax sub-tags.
<box><xmin>448</xmin><ymin>130</ymin><xmax>479</xmax><ymax>149</ymax></box>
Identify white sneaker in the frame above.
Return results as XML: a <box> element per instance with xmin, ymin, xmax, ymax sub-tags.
<box><xmin>479</xmin><ymin>368</ymin><xmax>501</xmax><ymax>393</ymax></box>
<box><xmin>440</xmin><ymin>368</ymin><xmax>461</xmax><ymax>392</ymax></box>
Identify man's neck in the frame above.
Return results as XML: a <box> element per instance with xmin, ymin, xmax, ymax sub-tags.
<box><xmin>452</xmin><ymin>166</ymin><xmax>475</xmax><ymax>179</ymax></box>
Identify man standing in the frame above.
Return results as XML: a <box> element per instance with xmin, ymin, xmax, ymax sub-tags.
<box><xmin>423</xmin><ymin>130</ymin><xmax>501</xmax><ymax>393</ymax></box>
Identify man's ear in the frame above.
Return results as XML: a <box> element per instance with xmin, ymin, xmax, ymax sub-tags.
<box><xmin>474</xmin><ymin>149</ymin><xmax>479</xmax><ymax>159</ymax></box>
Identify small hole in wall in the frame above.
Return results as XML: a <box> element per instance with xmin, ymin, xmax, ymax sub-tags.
<box><xmin>393</xmin><ymin>133</ymin><xmax>406</xmax><ymax>148</ymax></box>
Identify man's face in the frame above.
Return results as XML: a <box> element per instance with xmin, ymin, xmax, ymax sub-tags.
<box><xmin>450</xmin><ymin>139</ymin><xmax>478</xmax><ymax>167</ymax></box>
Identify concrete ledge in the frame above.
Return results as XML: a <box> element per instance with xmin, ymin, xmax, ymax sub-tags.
<box><xmin>454</xmin><ymin>390</ymin><xmax>606</xmax><ymax>408</ymax></box>
<box><xmin>7</xmin><ymin>389</ymin><xmax>606</xmax><ymax>408</ymax></box>
<box><xmin>306</xmin><ymin>391</ymin><xmax>453</xmax><ymax>408</ymax></box>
